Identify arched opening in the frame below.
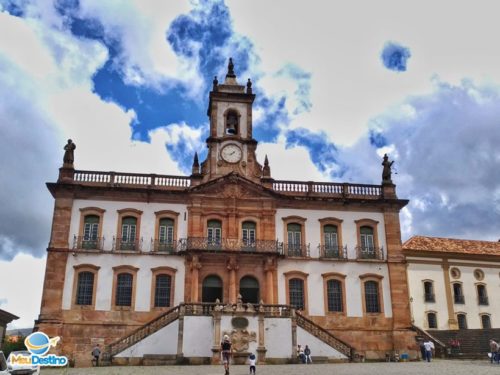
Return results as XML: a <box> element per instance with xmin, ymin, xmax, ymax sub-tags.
<box><xmin>239</xmin><ymin>276</ymin><xmax>259</xmax><ymax>304</ymax></box>
<box><xmin>202</xmin><ymin>275</ymin><xmax>223</xmax><ymax>303</ymax></box>
<box><xmin>225</xmin><ymin>110</ymin><xmax>239</xmax><ymax>135</ymax></box>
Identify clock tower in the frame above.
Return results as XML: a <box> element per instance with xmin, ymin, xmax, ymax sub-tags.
<box><xmin>196</xmin><ymin>58</ymin><xmax>268</xmax><ymax>183</ymax></box>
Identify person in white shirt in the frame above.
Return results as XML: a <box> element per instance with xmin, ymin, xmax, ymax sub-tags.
<box><xmin>248</xmin><ymin>353</ymin><xmax>256</xmax><ymax>374</ymax></box>
<box><xmin>423</xmin><ymin>340</ymin><xmax>434</xmax><ymax>362</ymax></box>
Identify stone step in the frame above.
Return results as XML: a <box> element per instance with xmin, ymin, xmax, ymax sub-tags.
<box><xmin>143</xmin><ymin>354</ymin><xmax>178</xmax><ymax>366</ymax></box>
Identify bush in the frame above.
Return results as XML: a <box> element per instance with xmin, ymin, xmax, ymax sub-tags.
<box><xmin>2</xmin><ymin>337</ymin><xmax>27</xmax><ymax>358</ymax></box>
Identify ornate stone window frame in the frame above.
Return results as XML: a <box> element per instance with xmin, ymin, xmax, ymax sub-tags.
<box><xmin>202</xmin><ymin>214</ymin><xmax>226</xmax><ymax>238</ymax></box>
<box><xmin>154</xmin><ymin>210</ymin><xmax>180</xmax><ymax>249</ymax></box>
<box><xmin>425</xmin><ymin>310</ymin><xmax>438</xmax><ymax>329</ymax></box>
<box><xmin>321</xmin><ymin>272</ymin><xmax>346</xmax><ymax>315</ymax></box>
<box><xmin>319</xmin><ymin>217</ymin><xmax>343</xmax><ymax>249</ymax></box>
<box><xmin>359</xmin><ymin>273</ymin><xmax>384</xmax><ymax>316</ymax></box>
<box><xmin>284</xmin><ymin>270</ymin><xmax>309</xmax><ymax>314</ymax></box>
<box><xmin>78</xmin><ymin>207</ymin><xmax>106</xmax><ymax>240</ymax></box>
<box><xmin>116</xmin><ymin>208</ymin><xmax>143</xmax><ymax>249</ymax></box>
<box><xmin>112</xmin><ymin>265</ymin><xmax>139</xmax><ymax>311</ymax></box>
<box><xmin>150</xmin><ymin>266</ymin><xmax>177</xmax><ymax>311</ymax></box>
<box><xmin>71</xmin><ymin>264</ymin><xmax>100</xmax><ymax>310</ymax></box>
<box><xmin>354</xmin><ymin>218</ymin><xmax>380</xmax><ymax>249</ymax></box>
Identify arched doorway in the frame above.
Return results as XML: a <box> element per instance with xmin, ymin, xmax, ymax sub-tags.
<box><xmin>202</xmin><ymin>275</ymin><xmax>223</xmax><ymax>303</ymax></box>
<box><xmin>239</xmin><ymin>276</ymin><xmax>259</xmax><ymax>304</ymax></box>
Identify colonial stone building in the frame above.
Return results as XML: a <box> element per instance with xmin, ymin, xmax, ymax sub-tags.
<box><xmin>36</xmin><ymin>60</ymin><xmax>416</xmax><ymax>366</ymax></box>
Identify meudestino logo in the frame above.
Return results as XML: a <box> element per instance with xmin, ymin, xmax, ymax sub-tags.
<box><xmin>10</xmin><ymin>332</ymin><xmax>68</xmax><ymax>367</ymax></box>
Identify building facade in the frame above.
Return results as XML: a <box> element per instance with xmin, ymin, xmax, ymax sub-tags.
<box><xmin>405</xmin><ymin>236</ymin><xmax>500</xmax><ymax>331</ymax></box>
<box><xmin>36</xmin><ymin>60</ymin><xmax>416</xmax><ymax>366</ymax></box>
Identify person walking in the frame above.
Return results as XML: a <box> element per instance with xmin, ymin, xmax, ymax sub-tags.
<box><xmin>489</xmin><ymin>339</ymin><xmax>499</xmax><ymax>364</ymax></box>
<box><xmin>221</xmin><ymin>335</ymin><xmax>232</xmax><ymax>375</ymax></box>
<box><xmin>91</xmin><ymin>344</ymin><xmax>101</xmax><ymax>367</ymax></box>
<box><xmin>304</xmin><ymin>345</ymin><xmax>312</xmax><ymax>364</ymax></box>
<box><xmin>248</xmin><ymin>352</ymin><xmax>256</xmax><ymax>374</ymax></box>
<box><xmin>423</xmin><ymin>339</ymin><xmax>434</xmax><ymax>362</ymax></box>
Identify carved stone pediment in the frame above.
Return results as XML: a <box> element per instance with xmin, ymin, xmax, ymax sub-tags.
<box><xmin>189</xmin><ymin>173</ymin><xmax>274</xmax><ymax>199</ymax></box>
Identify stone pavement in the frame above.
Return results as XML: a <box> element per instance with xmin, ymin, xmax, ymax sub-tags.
<box><xmin>41</xmin><ymin>359</ymin><xmax>500</xmax><ymax>375</ymax></box>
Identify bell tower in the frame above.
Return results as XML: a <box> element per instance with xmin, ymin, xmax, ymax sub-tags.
<box><xmin>197</xmin><ymin>58</ymin><xmax>266</xmax><ymax>183</ymax></box>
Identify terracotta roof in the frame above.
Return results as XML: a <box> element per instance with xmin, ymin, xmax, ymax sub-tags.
<box><xmin>403</xmin><ymin>236</ymin><xmax>500</xmax><ymax>256</ymax></box>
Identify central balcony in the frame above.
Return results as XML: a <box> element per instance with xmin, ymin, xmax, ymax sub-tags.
<box><xmin>355</xmin><ymin>246</ymin><xmax>384</xmax><ymax>260</ymax></box>
<box><xmin>181</xmin><ymin>237</ymin><xmax>283</xmax><ymax>254</ymax></box>
<box><xmin>319</xmin><ymin>245</ymin><xmax>348</xmax><ymax>260</ymax></box>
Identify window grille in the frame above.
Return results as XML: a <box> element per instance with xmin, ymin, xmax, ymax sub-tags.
<box><xmin>481</xmin><ymin>315</ymin><xmax>491</xmax><ymax>329</ymax></box>
<box><xmin>427</xmin><ymin>312</ymin><xmax>437</xmax><ymax>329</ymax></box>
<box><xmin>424</xmin><ymin>281</ymin><xmax>435</xmax><ymax>302</ymax></box>
<box><xmin>289</xmin><ymin>278</ymin><xmax>305</xmax><ymax>310</ymax></box>
<box><xmin>154</xmin><ymin>274</ymin><xmax>172</xmax><ymax>307</ymax></box>
<box><xmin>116</xmin><ymin>273</ymin><xmax>133</xmax><ymax>306</ymax></box>
<box><xmin>326</xmin><ymin>279</ymin><xmax>343</xmax><ymax>312</ymax></box>
<box><xmin>76</xmin><ymin>271</ymin><xmax>94</xmax><ymax>305</ymax></box>
<box><xmin>457</xmin><ymin>314</ymin><xmax>467</xmax><ymax>329</ymax></box>
<box><xmin>364</xmin><ymin>281</ymin><xmax>380</xmax><ymax>313</ymax></box>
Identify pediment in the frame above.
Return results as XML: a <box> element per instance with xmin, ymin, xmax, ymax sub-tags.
<box><xmin>189</xmin><ymin>173</ymin><xmax>275</xmax><ymax>199</ymax></box>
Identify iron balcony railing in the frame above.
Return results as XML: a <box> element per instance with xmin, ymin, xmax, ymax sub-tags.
<box><xmin>151</xmin><ymin>239</ymin><xmax>183</xmax><ymax>253</ymax></box>
<box><xmin>283</xmin><ymin>243</ymin><xmax>310</xmax><ymax>258</ymax></box>
<box><xmin>72</xmin><ymin>235</ymin><xmax>104</xmax><ymax>250</ymax></box>
<box><xmin>113</xmin><ymin>237</ymin><xmax>143</xmax><ymax>251</ymax></box>
<box><xmin>319</xmin><ymin>245</ymin><xmax>348</xmax><ymax>260</ymax></box>
<box><xmin>355</xmin><ymin>246</ymin><xmax>384</xmax><ymax>260</ymax></box>
<box><xmin>181</xmin><ymin>237</ymin><xmax>283</xmax><ymax>254</ymax></box>
<box><xmin>454</xmin><ymin>294</ymin><xmax>465</xmax><ymax>304</ymax></box>
<box><xmin>424</xmin><ymin>293</ymin><xmax>436</xmax><ymax>303</ymax></box>
<box><xmin>478</xmin><ymin>295</ymin><xmax>489</xmax><ymax>305</ymax></box>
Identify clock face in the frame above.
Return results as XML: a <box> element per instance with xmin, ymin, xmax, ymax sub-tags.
<box><xmin>221</xmin><ymin>144</ymin><xmax>242</xmax><ymax>163</ymax></box>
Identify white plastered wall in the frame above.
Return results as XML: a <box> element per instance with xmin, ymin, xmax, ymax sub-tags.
<box><xmin>62</xmin><ymin>253</ymin><xmax>185</xmax><ymax>311</ymax></box>
<box><xmin>68</xmin><ymin>200</ymin><xmax>188</xmax><ymax>252</ymax></box>
<box><xmin>296</xmin><ymin>326</ymin><xmax>348</xmax><ymax>359</ymax></box>
<box><xmin>264</xmin><ymin>318</ymin><xmax>292</xmax><ymax>358</ymax></box>
<box><xmin>183</xmin><ymin>316</ymin><xmax>213</xmax><ymax>357</ymax></box>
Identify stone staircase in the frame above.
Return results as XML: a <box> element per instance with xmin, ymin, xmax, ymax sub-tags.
<box><xmin>429</xmin><ymin>329</ymin><xmax>500</xmax><ymax>359</ymax></box>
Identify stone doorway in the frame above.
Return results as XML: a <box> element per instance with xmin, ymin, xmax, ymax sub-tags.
<box><xmin>202</xmin><ymin>275</ymin><xmax>223</xmax><ymax>303</ymax></box>
<box><xmin>239</xmin><ymin>276</ymin><xmax>259</xmax><ymax>304</ymax></box>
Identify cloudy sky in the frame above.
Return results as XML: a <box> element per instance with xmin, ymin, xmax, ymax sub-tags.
<box><xmin>1</xmin><ymin>0</ymin><xmax>499</xmax><ymax>328</ymax></box>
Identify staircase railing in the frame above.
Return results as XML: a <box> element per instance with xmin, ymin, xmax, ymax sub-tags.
<box><xmin>296</xmin><ymin>311</ymin><xmax>353</xmax><ymax>359</ymax></box>
<box><xmin>107</xmin><ymin>305</ymin><xmax>180</xmax><ymax>357</ymax></box>
<box><xmin>411</xmin><ymin>324</ymin><xmax>447</xmax><ymax>357</ymax></box>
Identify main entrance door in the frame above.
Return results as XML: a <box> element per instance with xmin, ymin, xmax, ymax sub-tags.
<box><xmin>239</xmin><ymin>276</ymin><xmax>259</xmax><ymax>304</ymax></box>
<box><xmin>202</xmin><ymin>275</ymin><xmax>223</xmax><ymax>303</ymax></box>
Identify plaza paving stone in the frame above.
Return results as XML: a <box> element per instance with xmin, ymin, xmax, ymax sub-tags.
<box><xmin>41</xmin><ymin>359</ymin><xmax>500</xmax><ymax>375</ymax></box>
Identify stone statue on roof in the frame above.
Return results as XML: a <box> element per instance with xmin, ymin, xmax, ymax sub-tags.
<box><xmin>63</xmin><ymin>139</ymin><xmax>76</xmax><ymax>166</ymax></box>
<box><xmin>382</xmin><ymin>153</ymin><xmax>394</xmax><ymax>183</ymax></box>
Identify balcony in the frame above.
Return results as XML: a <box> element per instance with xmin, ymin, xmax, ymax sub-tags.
<box><xmin>113</xmin><ymin>237</ymin><xmax>142</xmax><ymax>251</ymax></box>
<box><xmin>478</xmin><ymin>295</ymin><xmax>489</xmax><ymax>305</ymax></box>
<box><xmin>424</xmin><ymin>293</ymin><xmax>435</xmax><ymax>303</ymax></box>
<box><xmin>182</xmin><ymin>237</ymin><xmax>283</xmax><ymax>254</ymax></box>
<box><xmin>73</xmin><ymin>236</ymin><xmax>104</xmax><ymax>250</ymax></box>
<box><xmin>355</xmin><ymin>246</ymin><xmax>384</xmax><ymax>260</ymax></box>
<box><xmin>319</xmin><ymin>245</ymin><xmax>348</xmax><ymax>260</ymax></box>
<box><xmin>283</xmin><ymin>243</ymin><xmax>310</xmax><ymax>258</ymax></box>
<box><xmin>151</xmin><ymin>239</ymin><xmax>181</xmax><ymax>254</ymax></box>
<box><xmin>454</xmin><ymin>294</ymin><xmax>465</xmax><ymax>304</ymax></box>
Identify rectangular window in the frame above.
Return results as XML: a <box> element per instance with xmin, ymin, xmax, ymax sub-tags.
<box><xmin>154</xmin><ymin>275</ymin><xmax>172</xmax><ymax>307</ymax></box>
<box><xmin>242</xmin><ymin>229</ymin><xmax>256</xmax><ymax>246</ymax></box>
<box><xmin>116</xmin><ymin>273</ymin><xmax>133</xmax><ymax>306</ymax></box>
<box><xmin>159</xmin><ymin>226</ymin><xmax>174</xmax><ymax>244</ymax></box>
<box><xmin>327</xmin><ymin>280</ymin><xmax>343</xmax><ymax>312</ymax></box>
<box><xmin>289</xmin><ymin>279</ymin><xmax>305</xmax><ymax>310</ymax></box>
<box><xmin>76</xmin><ymin>272</ymin><xmax>94</xmax><ymax>305</ymax></box>
<box><xmin>324</xmin><ymin>232</ymin><xmax>338</xmax><ymax>250</ymax></box>
<box><xmin>365</xmin><ymin>281</ymin><xmax>380</xmax><ymax>313</ymax></box>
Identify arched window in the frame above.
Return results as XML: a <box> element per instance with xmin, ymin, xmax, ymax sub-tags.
<box><xmin>207</xmin><ymin>220</ymin><xmax>222</xmax><ymax>249</ymax></box>
<box><xmin>76</xmin><ymin>271</ymin><xmax>94</xmax><ymax>305</ymax></box>
<box><xmin>121</xmin><ymin>216</ymin><xmax>137</xmax><ymax>250</ymax></box>
<box><xmin>457</xmin><ymin>313</ymin><xmax>467</xmax><ymax>329</ymax></box>
<box><xmin>242</xmin><ymin>221</ymin><xmax>256</xmax><ymax>250</ymax></box>
<box><xmin>326</xmin><ymin>279</ymin><xmax>343</xmax><ymax>312</ymax></box>
<box><xmin>453</xmin><ymin>283</ymin><xmax>464</xmax><ymax>304</ymax></box>
<box><xmin>427</xmin><ymin>312</ymin><xmax>437</xmax><ymax>329</ymax></box>
<box><xmin>225</xmin><ymin>110</ymin><xmax>239</xmax><ymax>135</ymax></box>
<box><xmin>481</xmin><ymin>314</ymin><xmax>491</xmax><ymax>329</ymax></box>
<box><xmin>83</xmin><ymin>215</ymin><xmax>99</xmax><ymax>249</ymax></box>
<box><xmin>154</xmin><ymin>274</ymin><xmax>172</xmax><ymax>307</ymax></box>
<box><xmin>424</xmin><ymin>281</ymin><xmax>435</xmax><ymax>302</ymax></box>
<box><xmin>202</xmin><ymin>275</ymin><xmax>223</xmax><ymax>303</ymax></box>
<box><xmin>287</xmin><ymin>223</ymin><xmax>302</xmax><ymax>256</ymax></box>
<box><xmin>115</xmin><ymin>273</ymin><xmax>133</xmax><ymax>306</ymax></box>
<box><xmin>364</xmin><ymin>281</ymin><xmax>380</xmax><ymax>313</ymax></box>
<box><xmin>289</xmin><ymin>278</ymin><xmax>305</xmax><ymax>310</ymax></box>
<box><xmin>477</xmin><ymin>284</ymin><xmax>488</xmax><ymax>305</ymax></box>
<box><xmin>324</xmin><ymin>225</ymin><xmax>339</xmax><ymax>255</ymax></box>
<box><xmin>239</xmin><ymin>276</ymin><xmax>259</xmax><ymax>304</ymax></box>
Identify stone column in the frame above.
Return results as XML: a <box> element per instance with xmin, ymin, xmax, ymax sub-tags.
<box><xmin>211</xmin><ymin>310</ymin><xmax>222</xmax><ymax>364</ymax></box>
<box><xmin>257</xmin><ymin>311</ymin><xmax>267</xmax><ymax>364</ymax></box>
<box><xmin>442</xmin><ymin>261</ymin><xmax>458</xmax><ymax>329</ymax></box>
<box><xmin>264</xmin><ymin>257</ymin><xmax>276</xmax><ymax>303</ymax></box>
<box><xmin>291</xmin><ymin>309</ymin><xmax>298</xmax><ymax>362</ymax></box>
<box><xmin>227</xmin><ymin>257</ymin><xmax>239</xmax><ymax>303</ymax></box>
<box><xmin>177</xmin><ymin>304</ymin><xmax>185</xmax><ymax>362</ymax></box>
<box><xmin>190</xmin><ymin>256</ymin><xmax>202</xmax><ymax>302</ymax></box>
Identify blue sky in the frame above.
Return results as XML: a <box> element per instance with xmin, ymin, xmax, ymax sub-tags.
<box><xmin>0</xmin><ymin>0</ymin><xmax>500</xmax><ymax>327</ymax></box>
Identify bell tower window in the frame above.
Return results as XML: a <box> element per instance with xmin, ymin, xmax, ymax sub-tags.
<box><xmin>225</xmin><ymin>110</ymin><xmax>239</xmax><ymax>135</ymax></box>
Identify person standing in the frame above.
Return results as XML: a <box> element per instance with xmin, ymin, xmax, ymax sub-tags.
<box><xmin>91</xmin><ymin>344</ymin><xmax>101</xmax><ymax>367</ymax></box>
<box><xmin>221</xmin><ymin>335</ymin><xmax>232</xmax><ymax>375</ymax></box>
<box><xmin>304</xmin><ymin>345</ymin><xmax>312</xmax><ymax>364</ymax></box>
<box><xmin>423</xmin><ymin>340</ymin><xmax>433</xmax><ymax>362</ymax></box>
<box><xmin>248</xmin><ymin>352</ymin><xmax>256</xmax><ymax>375</ymax></box>
<box><xmin>489</xmin><ymin>339</ymin><xmax>499</xmax><ymax>364</ymax></box>
<box><xmin>297</xmin><ymin>344</ymin><xmax>305</xmax><ymax>363</ymax></box>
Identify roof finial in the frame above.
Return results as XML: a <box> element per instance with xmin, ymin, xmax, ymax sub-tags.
<box><xmin>262</xmin><ymin>155</ymin><xmax>271</xmax><ymax>177</ymax></box>
<box><xmin>212</xmin><ymin>76</ymin><xmax>218</xmax><ymax>91</ymax></box>
<box><xmin>192</xmin><ymin>152</ymin><xmax>200</xmax><ymax>174</ymax></box>
<box><xmin>226</xmin><ymin>57</ymin><xmax>236</xmax><ymax>78</ymax></box>
<box><xmin>246</xmin><ymin>78</ymin><xmax>252</xmax><ymax>94</ymax></box>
